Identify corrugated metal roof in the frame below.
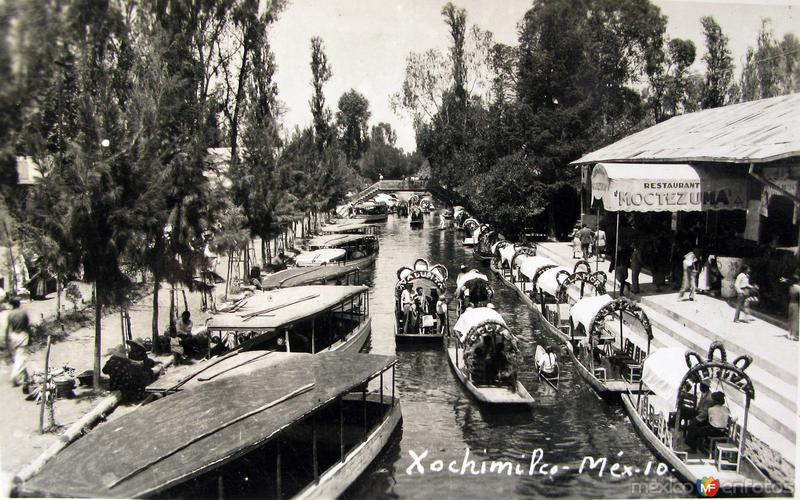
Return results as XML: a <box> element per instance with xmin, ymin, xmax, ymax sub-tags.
<box><xmin>572</xmin><ymin>93</ymin><xmax>800</xmax><ymax>165</ymax></box>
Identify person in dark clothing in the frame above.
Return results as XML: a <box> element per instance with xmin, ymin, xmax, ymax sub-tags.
<box><xmin>102</xmin><ymin>339</ymin><xmax>158</xmax><ymax>401</ymax></box>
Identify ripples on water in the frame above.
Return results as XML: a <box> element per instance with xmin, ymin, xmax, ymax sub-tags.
<box><xmin>345</xmin><ymin>214</ymin><xmax>687</xmax><ymax>499</ymax></box>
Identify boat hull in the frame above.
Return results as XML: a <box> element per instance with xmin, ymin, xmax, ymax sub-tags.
<box><xmin>335</xmin><ymin>318</ymin><xmax>372</xmax><ymax>354</ymax></box>
<box><xmin>446</xmin><ymin>346</ymin><xmax>534</xmax><ymax>405</ymax></box>
<box><xmin>620</xmin><ymin>393</ymin><xmax>773</xmax><ymax>496</ymax></box>
<box><xmin>296</xmin><ymin>398</ymin><xmax>402</xmax><ymax>500</ymax></box>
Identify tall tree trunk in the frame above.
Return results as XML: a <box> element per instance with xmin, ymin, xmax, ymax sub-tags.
<box><xmin>151</xmin><ymin>276</ymin><xmax>160</xmax><ymax>354</ymax></box>
<box><xmin>93</xmin><ymin>284</ymin><xmax>102</xmax><ymax>391</ymax></box>
<box><xmin>261</xmin><ymin>239</ymin><xmax>267</xmax><ymax>268</ymax></box>
<box><xmin>55</xmin><ymin>276</ymin><xmax>61</xmax><ymax>321</ymax></box>
<box><xmin>229</xmin><ymin>44</ymin><xmax>250</xmax><ymax>166</ymax></box>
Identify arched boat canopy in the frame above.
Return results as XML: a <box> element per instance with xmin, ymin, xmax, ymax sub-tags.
<box><xmin>518</xmin><ymin>256</ymin><xmax>555</xmax><ymax>280</ymax></box>
<box><xmin>509</xmin><ymin>245</ymin><xmax>537</xmax><ymax>269</ymax></box>
<box><xmin>453</xmin><ymin>307</ymin><xmax>507</xmax><ymax>344</ymax></box>
<box><xmin>395</xmin><ymin>260</ymin><xmax>448</xmax><ymax>296</ymax></box>
<box><xmin>642</xmin><ymin>347</ymin><xmax>688</xmax><ymax>413</ymax></box>
<box><xmin>570</xmin><ymin>295</ymin><xmax>653</xmax><ymax>340</ymax></box>
<box><xmin>456</xmin><ymin>269</ymin><xmax>489</xmax><ymax>291</ymax></box>
<box><xmin>492</xmin><ymin>239</ymin><xmax>510</xmax><ymax>257</ymax></box>
<box><xmin>570</xmin><ymin>294</ymin><xmax>614</xmax><ymax>334</ymax></box>
<box><xmin>556</xmin><ymin>271</ymin><xmax>608</xmax><ymax>303</ymax></box>
<box><xmin>537</xmin><ymin>266</ymin><xmax>572</xmax><ymax>297</ymax></box>
<box><xmin>295</xmin><ymin>248</ymin><xmax>347</xmax><ymax>267</ymax></box>
<box><xmin>463</xmin><ymin>218</ymin><xmax>479</xmax><ymax>233</ymax></box>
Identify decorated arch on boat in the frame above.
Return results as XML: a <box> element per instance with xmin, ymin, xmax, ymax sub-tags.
<box><xmin>556</xmin><ymin>271</ymin><xmax>608</xmax><ymax>303</ymax></box>
<box><xmin>408</xmin><ymin>194</ymin><xmax>421</xmax><ymax>206</ymax></box>
<box><xmin>509</xmin><ymin>245</ymin><xmax>537</xmax><ymax>270</ymax></box>
<box><xmin>573</xmin><ymin>259</ymin><xmax>592</xmax><ymax>274</ymax></box>
<box><xmin>452</xmin><ymin>308</ymin><xmax>522</xmax><ymax>373</ymax></box>
<box><xmin>530</xmin><ymin>264</ymin><xmax>558</xmax><ymax>289</ymax></box>
<box><xmin>395</xmin><ymin>259</ymin><xmax>448</xmax><ymax>297</ymax></box>
<box><xmin>537</xmin><ymin>266</ymin><xmax>572</xmax><ymax>298</ymax></box>
<box><xmin>588</xmin><ymin>297</ymin><xmax>653</xmax><ymax>341</ymax></box>
<box><xmin>463</xmin><ymin>218</ymin><xmax>479</xmax><ymax>233</ymax></box>
<box><xmin>676</xmin><ymin>342</ymin><xmax>755</xmax><ymax>403</ymax></box>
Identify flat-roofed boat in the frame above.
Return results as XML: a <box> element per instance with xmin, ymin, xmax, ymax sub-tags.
<box><xmin>259</xmin><ymin>265</ymin><xmax>360</xmax><ymax>290</ymax></box>
<box><xmin>17</xmin><ymin>352</ymin><xmax>402</xmax><ymax>499</ymax></box>
<box><xmin>473</xmin><ymin>225</ymin><xmax>498</xmax><ymax>262</ymax></box>
<box><xmin>446</xmin><ymin>307</ymin><xmax>534</xmax><ymax>405</ymax></box>
<box><xmin>294</xmin><ymin>248</ymin><xmax>347</xmax><ymax>267</ymax></box>
<box><xmin>394</xmin><ymin>258</ymin><xmax>449</xmax><ymax>342</ymax></box>
<box><xmin>301</xmin><ymin>233</ymin><xmax>378</xmax><ymax>270</ymax></box>
<box><xmin>455</xmin><ymin>269</ymin><xmax>494</xmax><ymax>313</ymax></box>
<box><xmin>320</xmin><ymin>222</ymin><xmax>380</xmax><ymax>236</ymax></box>
<box><xmin>621</xmin><ymin>342</ymin><xmax>781</xmax><ymax>496</ymax></box>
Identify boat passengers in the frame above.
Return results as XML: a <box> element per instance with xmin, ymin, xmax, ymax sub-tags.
<box><xmin>401</xmin><ymin>283</ymin><xmax>415</xmax><ymax>334</ymax></box>
<box><xmin>685</xmin><ymin>391</ymin><xmax>730</xmax><ymax>453</ymax></box>
<box><xmin>682</xmin><ymin>381</ymin><xmax>712</xmax><ymax>421</ymax></box>
<box><xmin>467</xmin><ymin>333</ymin><xmax>514</xmax><ymax>387</ymax></box>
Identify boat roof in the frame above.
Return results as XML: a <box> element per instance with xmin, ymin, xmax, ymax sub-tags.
<box><xmin>259</xmin><ymin>265</ymin><xmax>359</xmax><ymax>290</ymax></box>
<box><xmin>21</xmin><ymin>352</ymin><xmax>395</xmax><ymax>499</ymax></box>
<box><xmin>294</xmin><ymin>248</ymin><xmax>346</xmax><ymax>266</ymax></box>
<box><xmin>453</xmin><ymin>307</ymin><xmax>507</xmax><ymax>343</ymax></box>
<box><xmin>538</xmin><ymin>266</ymin><xmax>572</xmax><ymax>296</ymax></box>
<box><xmin>307</xmin><ymin>233</ymin><xmax>372</xmax><ymax>248</ymax></box>
<box><xmin>518</xmin><ymin>256</ymin><xmax>556</xmax><ymax>280</ymax></box>
<box><xmin>570</xmin><ymin>294</ymin><xmax>614</xmax><ymax>333</ymax></box>
<box><xmin>456</xmin><ymin>270</ymin><xmax>489</xmax><ymax>290</ymax></box>
<box><xmin>498</xmin><ymin>243</ymin><xmax>517</xmax><ymax>264</ymax></box>
<box><xmin>208</xmin><ymin>285</ymin><xmax>368</xmax><ymax>331</ymax></box>
<box><xmin>320</xmin><ymin>222</ymin><xmax>378</xmax><ymax>233</ymax></box>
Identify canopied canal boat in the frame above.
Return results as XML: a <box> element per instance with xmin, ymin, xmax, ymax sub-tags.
<box><xmin>472</xmin><ymin>224</ymin><xmax>498</xmax><ymax>263</ymax></box>
<box><xmin>409</xmin><ymin>204</ymin><xmax>424</xmax><ymax>227</ymax></box>
<box><xmin>294</xmin><ymin>248</ymin><xmax>347</xmax><ymax>267</ymax></box>
<box><xmin>453</xmin><ymin>207</ymin><xmax>468</xmax><ymax>229</ymax></box>
<box><xmin>320</xmin><ymin>222</ymin><xmax>381</xmax><ymax>237</ymax></box>
<box><xmin>461</xmin><ymin>218</ymin><xmax>479</xmax><ymax>243</ymax></box>
<box><xmin>568</xmin><ymin>294</ymin><xmax>652</xmax><ymax>395</ymax></box>
<box><xmin>492</xmin><ymin>241</ymin><xmax>537</xmax><ymax>281</ymax></box>
<box><xmin>446</xmin><ymin>307</ymin><xmax>533</xmax><ymax>405</ymax></box>
<box><xmin>18</xmin><ymin>352</ymin><xmax>401</xmax><ymax>499</ymax></box>
<box><xmin>394</xmin><ymin>259</ymin><xmax>449</xmax><ymax>342</ymax></box>
<box><xmin>352</xmin><ymin>201</ymin><xmax>389</xmax><ymax>222</ymax></box>
<box><xmin>302</xmin><ymin>233</ymin><xmax>378</xmax><ymax>269</ymax></box>
<box><xmin>455</xmin><ymin>269</ymin><xmax>494</xmax><ymax>313</ymax></box>
<box><xmin>259</xmin><ymin>265</ymin><xmax>360</xmax><ymax>290</ymax></box>
<box><xmin>621</xmin><ymin>342</ymin><xmax>776</xmax><ymax>495</ymax></box>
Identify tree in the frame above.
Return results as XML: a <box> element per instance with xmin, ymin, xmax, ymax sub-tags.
<box><xmin>371</xmin><ymin>122</ymin><xmax>397</xmax><ymax>146</ymax></box>
<box><xmin>648</xmin><ymin>37</ymin><xmax>697</xmax><ymax>121</ymax></box>
<box><xmin>336</xmin><ymin>89</ymin><xmax>371</xmax><ymax>168</ymax></box>
<box><xmin>309</xmin><ymin>36</ymin><xmax>333</xmax><ymax>152</ymax></box>
<box><xmin>700</xmin><ymin>16</ymin><xmax>735</xmax><ymax>109</ymax></box>
<box><xmin>740</xmin><ymin>18</ymin><xmax>784</xmax><ymax>101</ymax></box>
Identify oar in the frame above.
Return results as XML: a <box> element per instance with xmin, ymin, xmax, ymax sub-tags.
<box><xmin>241</xmin><ymin>294</ymin><xmax>320</xmax><ymax>320</ymax></box>
<box><xmin>109</xmin><ymin>383</ymin><xmax>315</xmax><ymax>489</ymax></box>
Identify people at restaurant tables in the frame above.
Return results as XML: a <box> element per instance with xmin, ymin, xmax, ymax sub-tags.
<box><xmin>686</xmin><ymin>391</ymin><xmax>730</xmax><ymax>453</ymax></box>
<box><xmin>401</xmin><ymin>283</ymin><xmax>414</xmax><ymax>335</ymax></box>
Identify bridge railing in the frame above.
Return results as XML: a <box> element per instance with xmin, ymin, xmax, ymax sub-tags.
<box><xmin>350</xmin><ymin>179</ymin><xmax>431</xmax><ymax>204</ymax></box>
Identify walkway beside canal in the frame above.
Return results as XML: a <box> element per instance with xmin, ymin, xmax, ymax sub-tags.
<box><xmin>537</xmin><ymin>241</ymin><xmax>797</xmax><ymax>484</ymax></box>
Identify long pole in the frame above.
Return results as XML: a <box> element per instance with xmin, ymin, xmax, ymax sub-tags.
<box><xmin>613</xmin><ymin>212</ymin><xmax>620</xmax><ymax>296</ymax></box>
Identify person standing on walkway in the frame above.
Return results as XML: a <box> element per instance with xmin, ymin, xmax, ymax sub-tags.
<box><xmin>596</xmin><ymin>229</ymin><xmax>607</xmax><ymax>261</ymax></box>
<box><xmin>616</xmin><ymin>245</ymin><xmax>632</xmax><ymax>296</ymax></box>
<box><xmin>630</xmin><ymin>243</ymin><xmax>643</xmax><ymax>294</ymax></box>
<box><xmin>577</xmin><ymin>225</ymin><xmax>594</xmax><ymax>259</ymax></box>
<box><xmin>733</xmin><ymin>265</ymin><xmax>756</xmax><ymax>323</ymax></box>
<box><xmin>678</xmin><ymin>247</ymin><xmax>700</xmax><ymax>301</ymax></box>
<box><xmin>3</xmin><ymin>296</ymin><xmax>31</xmax><ymax>388</ymax></box>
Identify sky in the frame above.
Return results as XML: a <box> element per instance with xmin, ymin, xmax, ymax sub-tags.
<box><xmin>270</xmin><ymin>0</ymin><xmax>799</xmax><ymax>153</ymax></box>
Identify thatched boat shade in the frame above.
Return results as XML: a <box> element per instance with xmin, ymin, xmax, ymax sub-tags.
<box><xmin>20</xmin><ymin>352</ymin><xmax>396</xmax><ymax>499</ymax></box>
<box><xmin>572</xmin><ymin>93</ymin><xmax>800</xmax><ymax>165</ymax></box>
<box><xmin>208</xmin><ymin>285</ymin><xmax>368</xmax><ymax>331</ymax></box>
<box><xmin>259</xmin><ymin>265</ymin><xmax>359</xmax><ymax>290</ymax></box>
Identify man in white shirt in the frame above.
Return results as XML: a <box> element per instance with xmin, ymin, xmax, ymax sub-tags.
<box><xmin>686</xmin><ymin>391</ymin><xmax>729</xmax><ymax>453</ymax></box>
<box><xmin>733</xmin><ymin>265</ymin><xmax>755</xmax><ymax>323</ymax></box>
<box><xmin>401</xmin><ymin>283</ymin><xmax>414</xmax><ymax>334</ymax></box>
<box><xmin>678</xmin><ymin>248</ymin><xmax>700</xmax><ymax>301</ymax></box>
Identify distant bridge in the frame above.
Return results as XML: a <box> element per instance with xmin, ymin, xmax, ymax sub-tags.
<box><xmin>349</xmin><ymin>179</ymin><xmax>431</xmax><ymax>205</ymax></box>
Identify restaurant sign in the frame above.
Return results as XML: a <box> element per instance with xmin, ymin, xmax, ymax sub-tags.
<box><xmin>591</xmin><ymin>163</ymin><xmax>747</xmax><ymax>212</ymax></box>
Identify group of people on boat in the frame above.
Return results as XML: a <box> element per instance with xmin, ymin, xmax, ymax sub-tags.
<box><xmin>682</xmin><ymin>381</ymin><xmax>731</xmax><ymax>453</ymax></box>
<box><xmin>464</xmin><ymin>327</ymin><xmax>516</xmax><ymax>388</ymax></box>
<box><xmin>400</xmin><ymin>282</ymin><xmax>445</xmax><ymax>335</ymax></box>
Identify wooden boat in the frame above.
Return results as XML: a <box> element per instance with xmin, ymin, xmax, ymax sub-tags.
<box><xmin>462</xmin><ymin>218</ymin><xmax>479</xmax><ymax>245</ymax></box>
<box><xmin>419</xmin><ymin>199</ymin><xmax>434</xmax><ymax>213</ymax></box>
<box><xmin>18</xmin><ymin>352</ymin><xmax>402</xmax><ymax>499</ymax></box>
<box><xmin>259</xmin><ymin>265</ymin><xmax>360</xmax><ymax>290</ymax></box>
<box><xmin>320</xmin><ymin>222</ymin><xmax>380</xmax><ymax>236</ymax></box>
<box><xmin>534</xmin><ymin>344</ymin><xmax>559</xmax><ymax>389</ymax></box>
<box><xmin>303</xmin><ymin>233</ymin><xmax>379</xmax><ymax>270</ymax></box>
<box><xmin>472</xmin><ymin>225</ymin><xmax>498</xmax><ymax>262</ymax></box>
<box><xmin>294</xmin><ymin>248</ymin><xmax>347</xmax><ymax>267</ymax></box>
<box><xmin>446</xmin><ymin>307</ymin><xmax>534</xmax><ymax>405</ymax></box>
<box><xmin>394</xmin><ymin>258</ymin><xmax>448</xmax><ymax>342</ymax></box>
<box><xmin>352</xmin><ymin>201</ymin><xmax>389</xmax><ymax>222</ymax></box>
<box><xmin>409</xmin><ymin>205</ymin><xmax>424</xmax><ymax>227</ymax></box>
<box><xmin>453</xmin><ymin>207</ymin><xmax>468</xmax><ymax>229</ymax></box>
<box><xmin>621</xmin><ymin>342</ymin><xmax>779</xmax><ymax>496</ymax></box>
<box><xmin>455</xmin><ymin>269</ymin><xmax>494</xmax><ymax>313</ymax></box>
<box><xmin>494</xmin><ymin>242</ymin><xmax>537</xmax><ymax>278</ymax></box>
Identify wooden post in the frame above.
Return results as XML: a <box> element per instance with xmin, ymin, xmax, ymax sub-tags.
<box><xmin>613</xmin><ymin>212</ymin><xmax>620</xmax><ymax>296</ymax></box>
<box><xmin>380</xmin><ymin>371</ymin><xmax>384</xmax><ymax>411</ymax></box>
<box><xmin>392</xmin><ymin>364</ymin><xmax>395</xmax><ymax>407</ymax></box>
<box><xmin>339</xmin><ymin>398</ymin><xmax>345</xmax><ymax>462</ymax></box>
<box><xmin>39</xmin><ymin>335</ymin><xmax>52</xmax><ymax>434</ymax></box>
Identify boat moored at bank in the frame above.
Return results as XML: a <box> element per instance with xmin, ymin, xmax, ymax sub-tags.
<box><xmin>259</xmin><ymin>265</ymin><xmax>361</xmax><ymax>290</ymax></box>
<box><xmin>301</xmin><ymin>233</ymin><xmax>379</xmax><ymax>270</ymax></box>
<box><xmin>472</xmin><ymin>224</ymin><xmax>499</xmax><ymax>263</ymax></box>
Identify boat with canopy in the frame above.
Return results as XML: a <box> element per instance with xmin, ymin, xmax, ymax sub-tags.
<box><xmin>294</xmin><ymin>248</ymin><xmax>347</xmax><ymax>267</ymax></box>
<box><xmin>455</xmin><ymin>269</ymin><xmax>494</xmax><ymax>313</ymax></box>
<box><xmin>453</xmin><ymin>207</ymin><xmax>468</xmax><ymax>229</ymax></box>
<box><xmin>446</xmin><ymin>307</ymin><xmax>534</xmax><ymax>405</ymax></box>
<box><xmin>394</xmin><ymin>259</ymin><xmax>449</xmax><ymax>342</ymax></box>
<box><xmin>492</xmin><ymin>241</ymin><xmax>537</xmax><ymax>282</ymax></box>
<box><xmin>18</xmin><ymin>352</ymin><xmax>401</xmax><ymax>499</ymax></box>
<box><xmin>420</xmin><ymin>199</ymin><xmax>434</xmax><ymax>212</ymax></box>
<box><xmin>620</xmin><ymin>342</ymin><xmax>778</xmax><ymax>495</ymax></box>
<box><xmin>568</xmin><ymin>294</ymin><xmax>652</xmax><ymax>394</ymax></box>
<box><xmin>302</xmin><ymin>233</ymin><xmax>379</xmax><ymax>269</ymax></box>
<box><xmin>461</xmin><ymin>218</ymin><xmax>479</xmax><ymax>243</ymax></box>
<box><xmin>352</xmin><ymin>201</ymin><xmax>389</xmax><ymax>222</ymax></box>
<box><xmin>409</xmin><ymin>204</ymin><xmax>424</xmax><ymax>227</ymax></box>
<box><xmin>320</xmin><ymin>222</ymin><xmax>381</xmax><ymax>237</ymax></box>
<box><xmin>259</xmin><ymin>265</ymin><xmax>360</xmax><ymax>290</ymax></box>
<box><xmin>472</xmin><ymin>225</ymin><xmax>498</xmax><ymax>263</ymax></box>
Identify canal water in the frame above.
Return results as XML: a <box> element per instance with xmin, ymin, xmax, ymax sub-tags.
<box><xmin>345</xmin><ymin>213</ymin><xmax>688</xmax><ymax>499</ymax></box>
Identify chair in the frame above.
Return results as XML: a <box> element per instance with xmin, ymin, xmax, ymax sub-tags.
<box><xmin>594</xmin><ymin>367</ymin><xmax>607</xmax><ymax>381</ymax></box>
<box><xmin>706</xmin><ymin>416</ymin><xmax>738</xmax><ymax>460</ymax></box>
<box><xmin>716</xmin><ymin>442</ymin><xmax>740</xmax><ymax>471</ymax></box>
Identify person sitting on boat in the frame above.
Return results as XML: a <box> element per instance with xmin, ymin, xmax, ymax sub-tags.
<box><xmin>401</xmin><ymin>283</ymin><xmax>415</xmax><ymax>335</ymax></box>
<box><xmin>686</xmin><ymin>391</ymin><xmax>730</xmax><ymax>453</ymax></box>
<box><xmin>492</xmin><ymin>336</ymin><xmax>516</xmax><ymax>388</ymax></box>
<box><xmin>537</xmin><ymin>346</ymin><xmax>558</xmax><ymax>376</ymax></box>
<box><xmin>413</xmin><ymin>287</ymin><xmax>427</xmax><ymax>333</ymax></box>
<box><xmin>350</xmin><ymin>246</ymin><xmax>366</xmax><ymax>259</ymax></box>
<box><xmin>249</xmin><ymin>267</ymin><xmax>263</xmax><ymax>290</ymax></box>
<box><xmin>682</xmin><ymin>381</ymin><xmax>712</xmax><ymax>422</ymax></box>
<box><xmin>436</xmin><ymin>294</ymin><xmax>448</xmax><ymax>335</ymax></box>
